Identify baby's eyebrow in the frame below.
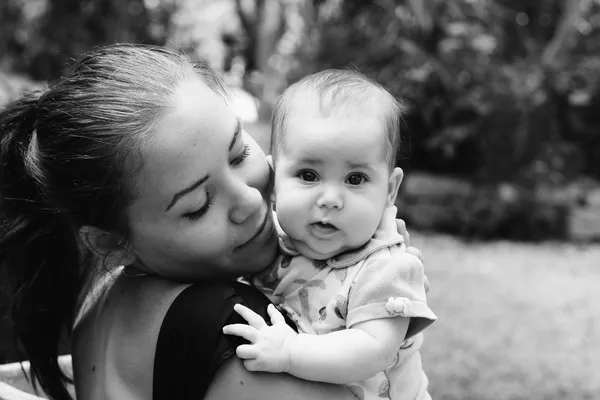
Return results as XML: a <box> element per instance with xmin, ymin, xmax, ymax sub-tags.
<box><xmin>297</xmin><ymin>158</ymin><xmax>324</xmax><ymax>166</ymax></box>
<box><xmin>347</xmin><ymin>161</ymin><xmax>369</xmax><ymax>168</ymax></box>
<box><xmin>346</xmin><ymin>161</ymin><xmax>376</xmax><ymax>171</ymax></box>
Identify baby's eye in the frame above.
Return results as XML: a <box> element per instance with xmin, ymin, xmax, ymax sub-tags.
<box><xmin>298</xmin><ymin>170</ymin><xmax>318</xmax><ymax>182</ymax></box>
<box><xmin>346</xmin><ymin>173</ymin><xmax>367</xmax><ymax>186</ymax></box>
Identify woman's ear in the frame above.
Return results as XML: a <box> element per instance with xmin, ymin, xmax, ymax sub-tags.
<box><xmin>387</xmin><ymin>167</ymin><xmax>404</xmax><ymax>206</ymax></box>
<box><xmin>79</xmin><ymin>225</ymin><xmax>137</xmax><ymax>266</ymax></box>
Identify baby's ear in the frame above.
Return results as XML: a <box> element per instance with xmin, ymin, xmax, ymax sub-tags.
<box><xmin>266</xmin><ymin>154</ymin><xmax>274</xmax><ymax>171</ymax></box>
<box><xmin>387</xmin><ymin>167</ymin><xmax>404</xmax><ymax>206</ymax></box>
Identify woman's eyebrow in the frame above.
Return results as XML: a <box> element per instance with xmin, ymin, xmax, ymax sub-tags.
<box><xmin>229</xmin><ymin>117</ymin><xmax>242</xmax><ymax>151</ymax></box>
<box><xmin>165</xmin><ymin>174</ymin><xmax>209</xmax><ymax>212</ymax></box>
<box><xmin>165</xmin><ymin>118</ymin><xmax>242</xmax><ymax>212</ymax></box>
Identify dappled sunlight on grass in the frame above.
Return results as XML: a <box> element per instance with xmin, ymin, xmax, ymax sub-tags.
<box><xmin>415</xmin><ymin>233</ymin><xmax>600</xmax><ymax>399</ymax></box>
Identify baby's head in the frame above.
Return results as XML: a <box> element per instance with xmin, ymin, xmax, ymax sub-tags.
<box><xmin>269</xmin><ymin>69</ymin><xmax>405</xmax><ymax>260</ymax></box>
<box><xmin>271</xmin><ymin>69</ymin><xmax>403</xmax><ymax>169</ymax></box>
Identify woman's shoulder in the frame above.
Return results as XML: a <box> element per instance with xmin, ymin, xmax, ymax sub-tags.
<box><xmin>152</xmin><ymin>279</ymin><xmax>279</xmax><ymax>399</ymax></box>
<box><xmin>152</xmin><ymin>280</ymin><xmax>356</xmax><ymax>400</ymax></box>
<box><xmin>73</xmin><ymin>268</ymin><xmax>202</xmax><ymax>399</ymax></box>
<box><xmin>206</xmin><ymin>355</ymin><xmax>357</xmax><ymax>400</ymax></box>
<box><xmin>71</xmin><ymin>273</ymin><xmax>272</xmax><ymax>400</ymax></box>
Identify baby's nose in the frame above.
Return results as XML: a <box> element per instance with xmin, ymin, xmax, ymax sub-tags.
<box><xmin>316</xmin><ymin>185</ymin><xmax>343</xmax><ymax>209</ymax></box>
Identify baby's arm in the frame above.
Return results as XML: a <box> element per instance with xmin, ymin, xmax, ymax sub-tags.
<box><xmin>288</xmin><ymin>314</ymin><xmax>409</xmax><ymax>383</ymax></box>
<box><xmin>223</xmin><ymin>304</ymin><xmax>409</xmax><ymax>384</ymax></box>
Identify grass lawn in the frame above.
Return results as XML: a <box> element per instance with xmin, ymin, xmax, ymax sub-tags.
<box><xmin>413</xmin><ymin>232</ymin><xmax>600</xmax><ymax>400</ymax></box>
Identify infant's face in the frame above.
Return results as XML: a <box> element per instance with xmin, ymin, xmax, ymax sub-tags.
<box><xmin>273</xmin><ymin>108</ymin><xmax>399</xmax><ymax>260</ymax></box>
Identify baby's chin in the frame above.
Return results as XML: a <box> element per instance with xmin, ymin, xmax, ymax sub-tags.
<box><xmin>294</xmin><ymin>240</ymin><xmax>346</xmax><ymax>261</ymax></box>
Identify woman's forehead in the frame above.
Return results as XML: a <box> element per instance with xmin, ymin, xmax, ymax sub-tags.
<box><xmin>130</xmin><ymin>80</ymin><xmax>236</xmax><ymax>210</ymax></box>
<box><xmin>169</xmin><ymin>78</ymin><xmax>230</xmax><ymax>118</ymax></box>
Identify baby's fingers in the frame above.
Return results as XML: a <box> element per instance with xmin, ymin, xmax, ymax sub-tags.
<box><xmin>395</xmin><ymin>218</ymin><xmax>410</xmax><ymax>246</ymax></box>
<box><xmin>236</xmin><ymin>344</ymin><xmax>259</xmax><ymax>360</ymax></box>
<box><xmin>222</xmin><ymin>324</ymin><xmax>260</xmax><ymax>343</ymax></box>
<box><xmin>242</xmin><ymin>359</ymin><xmax>261</xmax><ymax>372</ymax></box>
<box><xmin>233</xmin><ymin>303</ymin><xmax>268</xmax><ymax>329</ymax></box>
<box><xmin>406</xmin><ymin>246</ymin><xmax>424</xmax><ymax>264</ymax></box>
<box><xmin>267</xmin><ymin>304</ymin><xmax>286</xmax><ymax>325</ymax></box>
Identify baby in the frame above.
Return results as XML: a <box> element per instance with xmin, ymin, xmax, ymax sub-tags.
<box><xmin>224</xmin><ymin>69</ymin><xmax>436</xmax><ymax>400</ymax></box>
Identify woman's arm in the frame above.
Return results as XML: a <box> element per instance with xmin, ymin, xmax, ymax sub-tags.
<box><xmin>204</xmin><ymin>356</ymin><xmax>357</xmax><ymax>400</ymax></box>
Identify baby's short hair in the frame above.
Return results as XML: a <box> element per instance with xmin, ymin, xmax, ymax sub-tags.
<box><xmin>271</xmin><ymin>69</ymin><xmax>405</xmax><ymax>169</ymax></box>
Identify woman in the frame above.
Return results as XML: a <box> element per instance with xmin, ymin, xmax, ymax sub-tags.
<box><xmin>0</xmin><ymin>44</ymin><xmax>421</xmax><ymax>400</ymax></box>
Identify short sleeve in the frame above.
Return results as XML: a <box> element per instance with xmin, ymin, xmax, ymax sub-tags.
<box><xmin>346</xmin><ymin>251</ymin><xmax>437</xmax><ymax>339</ymax></box>
<box><xmin>152</xmin><ymin>281</ymin><xmax>296</xmax><ymax>400</ymax></box>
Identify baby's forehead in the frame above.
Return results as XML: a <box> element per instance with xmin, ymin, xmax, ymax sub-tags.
<box><xmin>291</xmin><ymin>85</ymin><xmax>384</xmax><ymax>114</ymax></box>
<box><xmin>280</xmin><ymin>116</ymin><xmax>388</xmax><ymax>167</ymax></box>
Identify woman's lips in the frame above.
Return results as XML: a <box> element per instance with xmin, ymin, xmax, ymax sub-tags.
<box><xmin>236</xmin><ymin>211</ymin><xmax>272</xmax><ymax>250</ymax></box>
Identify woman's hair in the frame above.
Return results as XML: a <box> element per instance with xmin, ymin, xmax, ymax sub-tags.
<box><xmin>0</xmin><ymin>44</ymin><xmax>227</xmax><ymax>400</ymax></box>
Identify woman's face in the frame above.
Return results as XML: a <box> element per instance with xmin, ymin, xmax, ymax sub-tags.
<box><xmin>126</xmin><ymin>77</ymin><xmax>277</xmax><ymax>280</ymax></box>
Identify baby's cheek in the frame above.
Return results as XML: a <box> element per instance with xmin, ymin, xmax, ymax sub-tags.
<box><xmin>347</xmin><ymin>204</ymin><xmax>382</xmax><ymax>242</ymax></box>
<box><xmin>275</xmin><ymin>200</ymin><xmax>301</xmax><ymax>234</ymax></box>
<box><xmin>273</xmin><ymin>182</ymin><xmax>296</xmax><ymax>210</ymax></box>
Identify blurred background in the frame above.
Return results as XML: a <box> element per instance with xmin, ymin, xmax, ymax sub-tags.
<box><xmin>0</xmin><ymin>0</ymin><xmax>599</xmax><ymax>399</ymax></box>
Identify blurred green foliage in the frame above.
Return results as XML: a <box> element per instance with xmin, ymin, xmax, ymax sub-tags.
<box><xmin>0</xmin><ymin>0</ymin><xmax>169</xmax><ymax>81</ymax></box>
<box><xmin>306</xmin><ymin>0</ymin><xmax>600</xmax><ymax>240</ymax></box>
<box><xmin>312</xmin><ymin>0</ymin><xmax>600</xmax><ymax>185</ymax></box>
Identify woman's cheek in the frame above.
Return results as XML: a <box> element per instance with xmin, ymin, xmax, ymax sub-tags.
<box><xmin>249</xmin><ymin>152</ymin><xmax>271</xmax><ymax>193</ymax></box>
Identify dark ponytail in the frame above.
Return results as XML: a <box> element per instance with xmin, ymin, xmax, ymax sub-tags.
<box><xmin>0</xmin><ymin>91</ymin><xmax>82</xmax><ymax>400</ymax></box>
<box><xmin>1</xmin><ymin>44</ymin><xmax>229</xmax><ymax>400</ymax></box>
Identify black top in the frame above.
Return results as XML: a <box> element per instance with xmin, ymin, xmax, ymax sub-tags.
<box><xmin>152</xmin><ymin>280</ymin><xmax>296</xmax><ymax>400</ymax></box>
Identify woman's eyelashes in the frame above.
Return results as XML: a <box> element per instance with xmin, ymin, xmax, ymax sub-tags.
<box><xmin>230</xmin><ymin>144</ymin><xmax>251</xmax><ymax>166</ymax></box>
<box><xmin>183</xmin><ymin>141</ymin><xmax>250</xmax><ymax>221</ymax></box>
<box><xmin>184</xmin><ymin>196</ymin><xmax>213</xmax><ymax>221</ymax></box>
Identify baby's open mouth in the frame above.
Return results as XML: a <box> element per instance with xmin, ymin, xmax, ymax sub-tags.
<box><xmin>309</xmin><ymin>221</ymin><xmax>339</xmax><ymax>238</ymax></box>
<box><xmin>314</xmin><ymin>222</ymin><xmax>337</xmax><ymax>230</ymax></box>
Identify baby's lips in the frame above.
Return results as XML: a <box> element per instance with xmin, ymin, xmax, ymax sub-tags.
<box><xmin>313</xmin><ymin>220</ymin><xmax>338</xmax><ymax>230</ymax></box>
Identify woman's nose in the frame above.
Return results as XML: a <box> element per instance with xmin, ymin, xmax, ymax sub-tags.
<box><xmin>316</xmin><ymin>184</ymin><xmax>343</xmax><ymax>210</ymax></box>
<box><xmin>229</xmin><ymin>181</ymin><xmax>263</xmax><ymax>224</ymax></box>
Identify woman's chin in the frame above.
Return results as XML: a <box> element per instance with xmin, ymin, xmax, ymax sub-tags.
<box><xmin>244</xmin><ymin>240</ymin><xmax>279</xmax><ymax>274</ymax></box>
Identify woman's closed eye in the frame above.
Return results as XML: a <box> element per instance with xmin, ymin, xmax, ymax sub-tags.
<box><xmin>230</xmin><ymin>144</ymin><xmax>251</xmax><ymax>166</ymax></box>
<box><xmin>184</xmin><ymin>196</ymin><xmax>213</xmax><ymax>221</ymax></box>
<box><xmin>346</xmin><ymin>173</ymin><xmax>368</xmax><ymax>186</ymax></box>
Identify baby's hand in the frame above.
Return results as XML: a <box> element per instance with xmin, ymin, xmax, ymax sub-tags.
<box><xmin>223</xmin><ymin>303</ymin><xmax>297</xmax><ymax>373</ymax></box>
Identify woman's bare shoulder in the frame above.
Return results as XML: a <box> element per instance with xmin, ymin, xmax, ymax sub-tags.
<box><xmin>73</xmin><ymin>271</ymin><xmax>191</xmax><ymax>400</ymax></box>
<box><xmin>205</xmin><ymin>356</ymin><xmax>356</xmax><ymax>400</ymax></box>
